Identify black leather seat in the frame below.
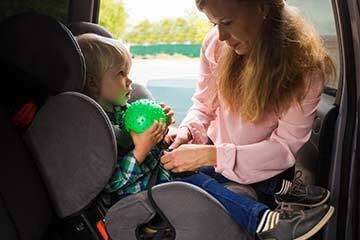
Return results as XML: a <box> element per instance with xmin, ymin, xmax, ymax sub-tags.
<box><xmin>0</xmin><ymin>12</ymin><xmax>85</xmax><ymax>240</ymax></box>
<box><xmin>0</xmin><ymin>111</ymin><xmax>60</xmax><ymax>240</ymax></box>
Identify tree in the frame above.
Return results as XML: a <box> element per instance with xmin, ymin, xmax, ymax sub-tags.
<box><xmin>158</xmin><ymin>19</ymin><xmax>175</xmax><ymax>43</ymax></box>
<box><xmin>124</xmin><ymin>16</ymin><xmax>212</xmax><ymax>44</ymax></box>
<box><xmin>173</xmin><ymin>18</ymin><xmax>188</xmax><ymax>43</ymax></box>
<box><xmin>125</xmin><ymin>20</ymin><xmax>154</xmax><ymax>44</ymax></box>
<box><xmin>192</xmin><ymin>18</ymin><xmax>213</xmax><ymax>43</ymax></box>
<box><xmin>99</xmin><ymin>0</ymin><xmax>127</xmax><ymax>38</ymax></box>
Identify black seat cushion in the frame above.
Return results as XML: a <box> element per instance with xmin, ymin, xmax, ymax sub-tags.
<box><xmin>0</xmin><ymin>112</ymin><xmax>54</xmax><ymax>240</ymax></box>
<box><xmin>0</xmin><ymin>13</ymin><xmax>85</xmax><ymax>131</ymax></box>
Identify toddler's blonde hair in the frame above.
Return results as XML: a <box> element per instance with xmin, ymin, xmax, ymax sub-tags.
<box><xmin>76</xmin><ymin>33</ymin><xmax>132</xmax><ymax>99</ymax></box>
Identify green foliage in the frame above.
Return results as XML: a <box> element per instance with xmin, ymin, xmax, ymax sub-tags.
<box><xmin>124</xmin><ymin>17</ymin><xmax>212</xmax><ymax>44</ymax></box>
<box><xmin>125</xmin><ymin>20</ymin><xmax>154</xmax><ymax>43</ymax></box>
<box><xmin>99</xmin><ymin>0</ymin><xmax>127</xmax><ymax>38</ymax></box>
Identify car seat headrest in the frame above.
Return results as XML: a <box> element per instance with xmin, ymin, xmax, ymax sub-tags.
<box><xmin>67</xmin><ymin>22</ymin><xmax>114</xmax><ymax>38</ymax></box>
<box><xmin>24</xmin><ymin>92</ymin><xmax>117</xmax><ymax>218</ymax></box>
<box><xmin>0</xmin><ymin>12</ymin><xmax>85</xmax><ymax>93</ymax></box>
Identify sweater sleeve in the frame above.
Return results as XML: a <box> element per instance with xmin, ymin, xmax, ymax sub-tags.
<box><xmin>179</xmin><ymin>28</ymin><xmax>220</xmax><ymax>144</ymax></box>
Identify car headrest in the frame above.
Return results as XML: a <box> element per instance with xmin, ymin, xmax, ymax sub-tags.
<box><xmin>24</xmin><ymin>92</ymin><xmax>117</xmax><ymax>218</ymax></box>
<box><xmin>0</xmin><ymin>12</ymin><xmax>85</xmax><ymax>93</ymax></box>
<box><xmin>67</xmin><ymin>22</ymin><xmax>114</xmax><ymax>38</ymax></box>
<box><xmin>128</xmin><ymin>84</ymin><xmax>154</xmax><ymax>102</ymax></box>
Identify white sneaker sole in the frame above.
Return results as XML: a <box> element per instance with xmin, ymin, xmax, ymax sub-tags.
<box><xmin>294</xmin><ymin>205</ymin><xmax>334</xmax><ymax>240</ymax></box>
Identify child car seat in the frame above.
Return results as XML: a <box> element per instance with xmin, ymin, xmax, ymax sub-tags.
<box><xmin>1</xmin><ymin>12</ymin><xmax>258</xmax><ymax>240</ymax></box>
<box><xmin>24</xmin><ymin>91</ymin><xmax>257</xmax><ymax>240</ymax></box>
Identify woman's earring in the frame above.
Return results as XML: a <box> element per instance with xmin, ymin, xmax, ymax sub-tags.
<box><xmin>263</xmin><ymin>15</ymin><xmax>267</xmax><ymax>20</ymax></box>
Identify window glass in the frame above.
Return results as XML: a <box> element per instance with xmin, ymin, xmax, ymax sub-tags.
<box><xmin>287</xmin><ymin>0</ymin><xmax>340</xmax><ymax>89</ymax></box>
<box><xmin>99</xmin><ymin>0</ymin><xmax>340</xmax><ymax>124</ymax></box>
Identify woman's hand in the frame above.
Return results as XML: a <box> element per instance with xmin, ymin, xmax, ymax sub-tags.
<box><xmin>131</xmin><ymin>121</ymin><xmax>167</xmax><ymax>164</ymax></box>
<box><xmin>159</xmin><ymin>102</ymin><xmax>175</xmax><ymax>126</ymax></box>
<box><xmin>160</xmin><ymin>144</ymin><xmax>217</xmax><ymax>172</ymax></box>
<box><xmin>165</xmin><ymin>126</ymin><xmax>192</xmax><ymax>149</ymax></box>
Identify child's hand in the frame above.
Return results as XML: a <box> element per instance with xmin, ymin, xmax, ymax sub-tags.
<box><xmin>131</xmin><ymin>121</ymin><xmax>167</xmax><ymax>164</ymax></box>
<box><xmin>166</xmin><ymin>126</ymin><xmax>192</xmax><ymax>149</ymax></box>
<box><xmin>164</xmin><ymin>126</ymin><xmax>178</xmax><ymax>146</ymax></box>
<box><xmin>159</xmin><ymin>102</ymin><xmax>175</xmax><ymax>126</ymax></box>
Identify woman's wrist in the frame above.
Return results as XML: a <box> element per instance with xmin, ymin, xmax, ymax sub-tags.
<box><xmin>179</xmin><ymin>125</ymin><xmax>193</xmax><ymax>141</ymax></box>
<box><xmin>202</xmin><ymin>145</ymin><xmax>217</xmax><ymax>167</ymax></box>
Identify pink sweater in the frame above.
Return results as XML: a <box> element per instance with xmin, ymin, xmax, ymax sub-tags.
<box><xmin>179</xmin><ymin>28</ymin><xmax>323</xmax><ymax>184</ymax></box>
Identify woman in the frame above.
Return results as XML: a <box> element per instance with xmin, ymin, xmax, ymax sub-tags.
<box><xmin>162</xmin><ymin>0</ymin><xmax>336</xmax><ymax>239</ymax></box>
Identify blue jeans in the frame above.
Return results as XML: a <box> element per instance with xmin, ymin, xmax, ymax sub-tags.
<box><xmin>204</xmin><ymin>138</ymin><xmax>295</xmax><ymax>208</ymax></box>
<box><xmin>173</xmin><ymin>172</ymin><xmax>268</xmax><ymax>235</ymax></box>
<box><xmin>199</xmin><ymin>166</ymin><xmax>291</xmax><ymax>195</ymax></box>
<box><xmin>200</xmin><ymin>166</ymin><xmax>295</xmax><ymax>209</ymax></box>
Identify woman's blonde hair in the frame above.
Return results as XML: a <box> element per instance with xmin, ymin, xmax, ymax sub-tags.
<box><xmin>196</xmin><ymin>0</ymin><xmax>336</xmax><ymax>122</ymax></box>
<box><xmin>76</xmin><ymin>33</ymin><xmax>132</xmax><ymax>99</ymax></box>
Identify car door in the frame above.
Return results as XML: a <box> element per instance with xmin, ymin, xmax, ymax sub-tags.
<box><xmin>286</xmin><ymin>0</ymin><xmax>340</xmax><ymax>189</ymax></box>
<box><xmin>320</xmin><ymin>0</ymin><xmax>360</xmax><ymax>240</ymax></box>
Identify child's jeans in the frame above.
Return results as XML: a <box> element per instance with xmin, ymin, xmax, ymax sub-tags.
<box><xmin>203</xmin><ymin>138</ymin><xmax>295</xmax><ymax>208</ymax></box>
<box><xmin>204</xmin><ymin>138</ymin><xmax>295</xmax><ymax>196</ymax></box>
<box><xmin>173</xmin><ymin>172</ymin><xmax>268</xmax><ymax>235</ymax></box>
<box><xmin>199</xmin><ymin>166</ymin><xmax>294</xmax><ymax>195</ymax></box>
<box><xmin>199</xmin><ymin>166</ymin><xmax>295</xmax><ymax>208</ymax></box>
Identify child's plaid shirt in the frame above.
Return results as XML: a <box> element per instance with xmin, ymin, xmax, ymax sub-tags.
<box><xmin>104</xmin><ymin>104</ymin><xmax>172</xmax><ymax>197</ymax></box>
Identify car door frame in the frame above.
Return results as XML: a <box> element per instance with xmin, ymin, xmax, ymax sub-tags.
<box><xmin>343</xmin><ymin>0</ymin><xmax>360</xmax><ymax>239</ymax></box>
<box><xmin>323</xmin><ymin>0</ymin><xmax>359</xmax><ymax>239</ymax></box>
<box><xmin>67</xmin><ymin>0</ymin><xmax>100</xmax><ymax>23</ymax></box>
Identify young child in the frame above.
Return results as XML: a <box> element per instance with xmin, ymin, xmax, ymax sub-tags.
<box><xmin>76</xmin><ymin>33</ymin><xmax>334</xmax><ymax>240</ymax></box>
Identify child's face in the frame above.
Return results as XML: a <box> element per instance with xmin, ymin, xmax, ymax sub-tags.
<box><xmin>100</xmin><ymin>65</ymin><xmax>132</xmax><ymax>106</ymax></box>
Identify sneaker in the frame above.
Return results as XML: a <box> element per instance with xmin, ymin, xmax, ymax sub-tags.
<box><xmin>275</xmin><ymin>171</ymin><xmax>330</xmax><ymax>207</ymax></box>
<box><xmin>257</xmin><ymin>204</ymin><xmax>334</xmax><ymax>240</ymax></box>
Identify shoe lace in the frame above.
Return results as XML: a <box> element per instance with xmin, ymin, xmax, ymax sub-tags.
<box><xmin>275</xmin><ymin>204</ymin><xmax>294</xmax><ymax>218</ymax></box>
<box><xmin>275</xmin><ymin>204</ymin><xmax>296</xmax><ymax>218</ymax></box>
<box><xmin>288</xmin><ymin>170</ymin><xmax>306</xmax><ymax>195</ymax></box>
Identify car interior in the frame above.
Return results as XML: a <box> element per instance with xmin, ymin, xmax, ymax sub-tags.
<box><xmin>0</xmin><ymin>1</ymin><xmax>359</xmax><ymax>240</ymax></box>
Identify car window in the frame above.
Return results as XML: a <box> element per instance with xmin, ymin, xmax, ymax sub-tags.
<box><xmin>99</xmin><ymin>0</ymin><xmax>340</xmax><ymax>125</ymax></box>
<box><xmin>99</xmin><ymin>0</ymin><xmax>206</xmax><ymax>125</ymax></box>
<box><xmin>287</xmin><ymin>0</ymin><xmax>340</xmax><ymax>90</ymax></box>
<box><xmin>0</xmin><ymin>0</ymin><xmax>69</xmax><ymax>23</ymax></box>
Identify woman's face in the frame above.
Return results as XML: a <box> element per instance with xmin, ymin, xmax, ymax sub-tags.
<box><xmin>202</xmin><ymin>0</ymin><xmax>269</xmax><ymax>55</ymax></box>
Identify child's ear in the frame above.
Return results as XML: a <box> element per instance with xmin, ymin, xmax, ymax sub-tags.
<box><xmin>85</xmin><ymin>75</ymin><xmax>100</xmax><ymax>98</ymax></box>
<box><xmin>86</xmin><ymin>75</ymin><xmax>98</xmax><ymax>89</ymax></box>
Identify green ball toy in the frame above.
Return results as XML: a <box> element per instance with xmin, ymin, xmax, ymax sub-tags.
<box><xmin>123</xmin><ymin>99</ymin><xmax>168</xmax><ymax>133</ymax></box>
